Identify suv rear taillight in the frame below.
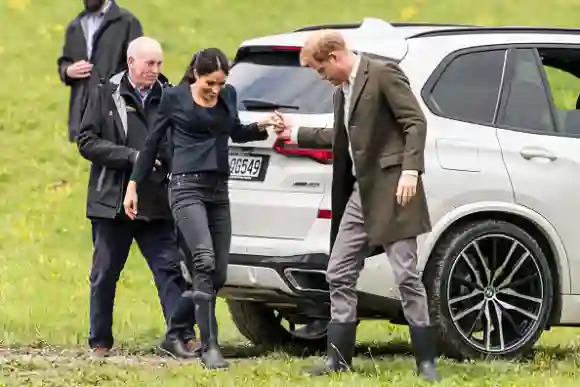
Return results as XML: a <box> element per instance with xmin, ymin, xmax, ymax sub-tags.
<box><xmin>273</xmin><ymin>139</ymin><xmax>333</xmax><ymax>164</ymax></box>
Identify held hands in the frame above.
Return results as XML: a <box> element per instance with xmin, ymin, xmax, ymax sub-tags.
<box><xmin>270</xmin><ymin>111</ymin><xmax>292</xmax><ymax>140</ymax></box>
<box><xmin>396</xmin><ymin>172</ymin><xmax>418</xmax><ymax>206</ymax></box>
<box><xmin>256</xmin><ymin>111</ymin><xmax>288</xmax><ymax>135</ymax></box>
<box><xmin>123</xmin><ymin>181</ymin><xmax>139</xmax><ymax>220</ymax></box>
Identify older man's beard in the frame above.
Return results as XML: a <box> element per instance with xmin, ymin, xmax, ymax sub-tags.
<box><xmin>83</xmin><ymin>0</ymin><xmax>105</xmax><ymax>12</ymax></box>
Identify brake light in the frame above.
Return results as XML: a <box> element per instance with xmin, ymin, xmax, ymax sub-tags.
<box><xmin>317</xmin><ymin>209</ymin><xmax>332</xmax><ymax>219</ymax></box>
<box><xmin>273</xmin><ymin>139</ymin><xmax>333</xmax><ymax>164</ymax></box>
<box><xmin>271</xmin><ymin>46</ymin><xmax>302</xmax><ymax>52</ymax></box>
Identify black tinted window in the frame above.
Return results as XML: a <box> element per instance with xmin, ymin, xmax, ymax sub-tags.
<box><xmin>227</xmin><ymin>51</ymin><xmax>335</xmax><ymax>114</ymax></box>
<box><xmin>498</xmin><ymin>48</ymin><xmax>556</xmax><ymax>133</ymax></box>
<box><xmin>428</xmin><ymin>50</ymin><xmax>506</xmax><ymax>125</ymax></box>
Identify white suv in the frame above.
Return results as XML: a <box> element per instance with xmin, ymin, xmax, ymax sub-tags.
<box><xmin>221</xmin><ymin>18</ymin><xmax>580</xmax><ymax>360</ymax></box>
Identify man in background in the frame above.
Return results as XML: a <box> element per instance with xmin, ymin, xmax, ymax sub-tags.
<box><xmin>77</xmin><ymin>37</ymin><xmax>198</xmax><ymax>359</ymax></box>
<box><xmin>57</xmin><ymin>0</ymin><xmax>143</xmax><ymax>143</ymax></box>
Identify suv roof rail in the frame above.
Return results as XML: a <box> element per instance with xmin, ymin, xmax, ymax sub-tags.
<box><xmin>409</xmin><ymin>26</ymin><xmax>580</xmax><ymax>38</ymax></box>
<box><xmin>294</xmin><ymin>20</ymin><xmax>478</xmax><ymax>33</ymax></box>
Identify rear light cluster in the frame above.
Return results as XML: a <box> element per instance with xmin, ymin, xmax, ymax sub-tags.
<box><xmin>273</xmin><ymin>139</ymin><xmax>333</xmax><ymax>164</ymax></box>
<box><xmin>270</xmin><ymin>46</ymin><xmax>302</xmax><ymax>52</ymax></box>
<box><xmin>317</xmin><ymin>209</ymin><xmax>332</xmax><ymax>219</ymax></box>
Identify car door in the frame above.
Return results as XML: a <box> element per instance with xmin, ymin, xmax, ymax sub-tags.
<box><xmin>495</xmin><ymin>45</ymin><xmax>580</xmax><ymax>294</ymax></box>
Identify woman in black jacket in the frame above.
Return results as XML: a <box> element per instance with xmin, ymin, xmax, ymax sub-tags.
<box><xmin>123</xmin><ymin>48</ymin><xmax>278</xmax><ymax>369</ymax></box>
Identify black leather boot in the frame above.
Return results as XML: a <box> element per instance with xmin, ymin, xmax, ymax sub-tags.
<box><xmin>409</xmin><ymin>325</ymin><xmax>441</xmax><ymax>382</ymax></box>
<box><xmin>308</xmin><ymin>322</ymin><xmax>357</xmax><ymax>376</ymax></box>
<box><xmin>193</xmin><ymin>291</ymin><xmax>229</xmax><ymax>370</ymax></box>
<box><xmin>159</xmin><ymin>291</ymin><xmax>199</xmax><ymax>359</ymax></box>
<box><xmin>158</xmin><ymin>336</ymin><xmax>199</xmax><ymax>359</ymax></box>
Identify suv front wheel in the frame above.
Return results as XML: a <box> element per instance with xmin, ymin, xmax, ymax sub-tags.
<box><xmin>424</xmin><ymin>219</ymin><xmax>554</xmax><ymax>359</ymax></box>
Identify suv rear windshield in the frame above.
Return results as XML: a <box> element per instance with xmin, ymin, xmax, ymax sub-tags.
<box><xmin>227</xmin><ymin>49</ymin><xmax>335</xmax><ymax>114</ymax></box>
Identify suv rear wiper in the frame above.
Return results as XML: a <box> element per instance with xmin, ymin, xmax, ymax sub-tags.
<box><xmin>241</xmin><ymin>99</ymin><xmax>299</xmax><ymax>111</ymax></box>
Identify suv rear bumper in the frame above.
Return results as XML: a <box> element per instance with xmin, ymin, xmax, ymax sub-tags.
<box><xmin>221</xmin><ymin>253</ymin><xmax>405</xmax><ymax>321</ymax></box>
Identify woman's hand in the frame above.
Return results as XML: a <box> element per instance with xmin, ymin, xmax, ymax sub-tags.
<box><xmin>123</xmin><ymin>181</ymin><xmax>139</xmax><ymax>220</ymax></box>
<box><xmin>257</xmin><ymin>111</ymin><xmax>286</xmax><ymax>131</ymax></box>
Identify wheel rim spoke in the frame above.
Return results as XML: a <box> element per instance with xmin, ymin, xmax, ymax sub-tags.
<box><xmin>466</xmin><ymin>306</ymin><xmax>485</xmax><ymax>337</ymax></box>
<box><xmin>491</xmin><ymin>240</ymin><xmax>518</xmax><ymax>284</ymax></box>
<box><xmin>449</xmin><ymin>289</ymin><xmax>484</xmax><ymax>305</ymax></box>
<box><xmin>451</xmin><ymin>275</ymin><xmax>479</xmax><ymax>289</ymax></box>
<box><xmin>461</xmin><ymin>252</ymin><xmax>485</xmax><ymax>289</ymax></box>
<box><xmin>453</xmin><ymin>300</ymin><xmax>486</xmax><ymax>322</ymax></box>
<box><xmin>500</xmin><ymin>272</ymin><xmax>539</xmax><ymax>289</ymax></box>
<box><xmin>447</xmin><ymin>233</ymin><xmax>544</xmax><ymax>354</ymax></box>
<box><xmin>491</xmin><ymin>299</ymin><xmax>505</xmax><ymax>351</ymax></box>
<box><xmin>483</xmin><ymin>300</ymin><xmax>493</xmax><ymax>351</ymax></box>
<box><xmin>502</xmin><ymin>308</ymin><xmax>524</xmax><ymax>338</ymax></box>
<box><xmin>495</xmin><ymin>298</ymin><xmax>540</xmax><ymax>321</ymax></box>
<box><xmin>498</xmin><ymin>251</ymin><xmax>530</xmax><ymax>289</ymax></box>
<box><xmin>498</xmin><ymin>288</ymin><xmax>543</xmax><ymax>304</ymax></box>
<box><xmin>274</xmin><ymin>311</ymin><xmax>283</xmax><ymax>325</ymax></box>
<box><xmin>472</xmin><ymin>240</ymin><xmax>492</xmax><ymax>285</ymax></box>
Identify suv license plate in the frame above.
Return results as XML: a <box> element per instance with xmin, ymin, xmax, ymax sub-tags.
<box><xmin>229</xmin><ymin>153</ymin><xmax>269</xmax><ymax>181</ymax></box>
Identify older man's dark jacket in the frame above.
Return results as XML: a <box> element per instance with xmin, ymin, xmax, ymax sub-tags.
<box><xmin>57</xmin><ymin>2</ymin><xmax>142</xmax><ymax>142</ymax></box>
<box><xmin>77</xmin><ymin>71</ymin><xmax>173</xmax><ymax>221</ymax></box>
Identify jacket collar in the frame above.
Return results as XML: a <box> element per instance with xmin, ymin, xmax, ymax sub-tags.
<box><xmin>76</xmin><ymin>1</ymin><xmax>121</xmax><ymax>24</ymax></box>
<box><xmin>109</xmin><ymin>71</ymin><xmax>170</xmax><ymax>92</ymax></box>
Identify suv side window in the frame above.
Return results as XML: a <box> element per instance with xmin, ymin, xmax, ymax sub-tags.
<box><xmin>538</xmin><ymin>47</ymin><xmax>580</xmax><ymax>136</ymax></box>
<box><xmin>426</xmin><ymin>49</ymin><xmax>506</xmax><ymax>125</ymax></box>
<box><xmin>496</xmin><ymin>48</ymin><xmax>556</xmax><ymax>133</ymax></box>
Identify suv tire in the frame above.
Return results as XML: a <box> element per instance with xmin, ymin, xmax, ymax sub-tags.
<box><xmin>424</xmin><ymin>219</ymin><xmax>553</xmax><ymax>359</ymax></box>
<box><xmin>226</xmin><ymin>300</ymin><xmax>327</xmax><ymax>355</ymax></box>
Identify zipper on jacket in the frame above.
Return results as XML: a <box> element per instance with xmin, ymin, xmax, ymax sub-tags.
<box><xmin>117</xmin><ymin>171</ymin><xmax>128</xmax><ymax>214</ymax></box>
<box><xmin>96</xmin><ymin>167</ymin><xmax>107</xmax><ymax>192</ymax></box>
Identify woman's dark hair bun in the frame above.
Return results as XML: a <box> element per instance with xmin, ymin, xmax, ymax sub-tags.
<box><xmin>180</xmin><ymin>48</ymin><xmax>230</xmax><ymax>85</ymax></box>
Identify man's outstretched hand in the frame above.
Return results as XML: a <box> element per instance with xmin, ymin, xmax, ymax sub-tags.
<box><xmin>272</xmin><ymin>111</ymin><xmax>292</xmax><ymax>140</ymax></box>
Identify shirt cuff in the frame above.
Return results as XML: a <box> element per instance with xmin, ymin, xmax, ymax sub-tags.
<box><xmin>402</xmin><ymin>170</ymin><xmax>419</xmax><ymax>176</ymax></box>
<box><xmin>290</xmin><ymin>126</ymin><xmax>300</xmax><ymax>143</ymax></box>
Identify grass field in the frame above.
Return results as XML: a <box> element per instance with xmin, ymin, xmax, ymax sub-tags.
<box><xmin>2</xmin><ymin>0</ymin><xmax>580</xmax><ymax>385</ymax></box>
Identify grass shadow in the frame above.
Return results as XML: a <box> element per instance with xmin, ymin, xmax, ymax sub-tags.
<box><xmin>527</xmin><ymin>345</ymin><xmax>580</xmax><ymax>361</ymax></box>
<box><xmin>355</xmin><ymin>340</ymin><xmax>413</xmax><ymax>358</ymax></box>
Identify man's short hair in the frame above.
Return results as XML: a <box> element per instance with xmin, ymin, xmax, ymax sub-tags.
<box><xmin>300</xmin><ymin>30</ymin><xmax>347</xmax><ymax>65</ymax></box>
<box><xmin>126</xmin><ymin>36</ymin><xmax>162</xmax><ymax>59</ymax></box>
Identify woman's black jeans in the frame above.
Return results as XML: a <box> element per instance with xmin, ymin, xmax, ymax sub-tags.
<box><xmin>165</xmin><ymin>172</ymin><xmax>231</xmax><ymax>339</ymax></box>
<box><xmin>170</xmin><ymin>172</ymin><xmax>231</xmax><ymax>293</ymax></box>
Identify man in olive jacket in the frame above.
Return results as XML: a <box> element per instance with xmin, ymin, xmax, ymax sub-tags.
<box><xmin>57</xmin><ymin>0</ymin><xmax>143</xmax><ymax>142</ymax></box>
<box><xmin>274</xmin><ymin>30</ymin><xmax>439</xmax><ymax>381</ymax></box>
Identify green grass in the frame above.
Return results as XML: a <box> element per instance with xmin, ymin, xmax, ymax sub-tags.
<box><xmin>2</xmin><ymin>0</ymin><xmax>580</xmax><ymax>385</ymax></box>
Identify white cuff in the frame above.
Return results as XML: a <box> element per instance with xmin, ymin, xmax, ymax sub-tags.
<box><xmin>401</xmin><ymin>170</ymin><xmax>418</xmax><ymax>176</ymax></box>
<box><xmin>290</xmin><ymin>126</ymin><xmax>300</xmax><ymax>143</ymax></box>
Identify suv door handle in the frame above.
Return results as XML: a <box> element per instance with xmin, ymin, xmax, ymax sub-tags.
<box><xmin>519</xmin><ymin>147</ymin><xmax>557</xmax><ymax>162</ymax></box>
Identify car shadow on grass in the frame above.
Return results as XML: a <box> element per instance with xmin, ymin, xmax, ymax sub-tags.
<box><xmin>207</xmin><ymin>340</ymin><xmax>580</xmax><ymax>365</ymax></box>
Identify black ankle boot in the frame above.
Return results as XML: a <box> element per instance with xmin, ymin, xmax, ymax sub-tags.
<box><xmin>159</xmin><ymin>290</ymin><xmax>199</xmax><ymax>359</ymax></box>
<box><xmin>160</xmin><ymin>291</ymin><xmax>199</xmax><ymax>359</ymax></box>
<box><xmin>158</xmin><ymin>337</ymin><xmax>199</xmax><ymax>359</ymax></box>
<box><xmin>308</xmin><ymin>322</ymin><xmax>357</xmax><ymax>376</ymax></box>
<box><xmin>193</xmin><ymin>291</ymin><xmax>229</xmax><ymax>370</ymax></box>
<box><xmin>409</xmin><ymin>325</ymin><xmax>441</xmax><ymax>382</ymax></box>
